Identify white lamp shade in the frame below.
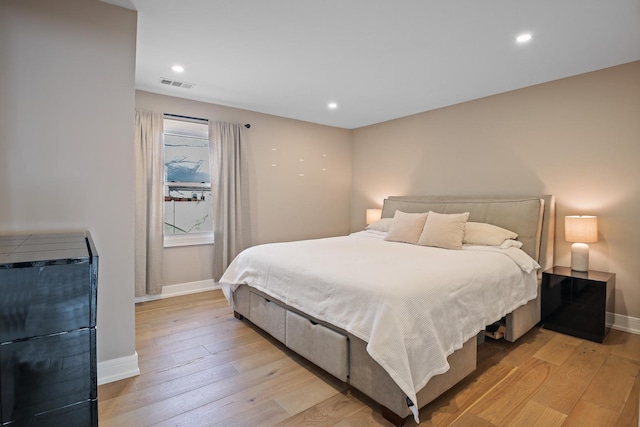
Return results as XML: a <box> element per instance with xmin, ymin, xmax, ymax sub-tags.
<box><xmin>366</xmin><ymin>208</ymin><xmax>382</xmax><ymax>225</ymax></box>
<box><xmin>565</xmin><ymin>215</ymin><xmax>598</xmax><ymax>243</ymax></box>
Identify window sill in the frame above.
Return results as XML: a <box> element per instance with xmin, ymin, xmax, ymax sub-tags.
<box><xmin>164</xmin><ymin>232</ymin><xmax>214</xmax><ymax>248</ymax></box>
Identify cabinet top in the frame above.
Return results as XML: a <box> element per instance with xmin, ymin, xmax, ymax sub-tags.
<box><xmin>0</xmin><ymin>231</ymin><xmax>97</xmax><ymax>269</ymax></box>
<box><xmin>543</xmin><ymin>266</ymin><xmax>615</xmax><ymax>282</ymax></box>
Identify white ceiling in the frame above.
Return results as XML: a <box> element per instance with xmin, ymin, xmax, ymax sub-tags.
<box><xmin>104</xmin><ymin>0</ymin><xmax>640</xmax><ymax>129</ymax></box>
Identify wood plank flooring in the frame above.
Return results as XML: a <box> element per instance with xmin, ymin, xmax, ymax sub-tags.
<box><xmin>98</xmin><ymin>290</ymin><xmax>640</xmax><ymax>426</ymax></box>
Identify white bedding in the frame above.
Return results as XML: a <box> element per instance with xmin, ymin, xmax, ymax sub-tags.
<box><xmin>220</xmin><ymin>230</ymin><xmax>539</xmax><ymax>418</ymax></box>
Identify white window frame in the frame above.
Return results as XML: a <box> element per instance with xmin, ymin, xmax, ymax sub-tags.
<box><xmin>163</xmin><ymin>116</ymin><xmax>214</xmax><ymax>248</ymax></box>
<box><xmin>164</xmin><ymin>232</ymin><xmax>213</xmax><ymax>247</ymax></box>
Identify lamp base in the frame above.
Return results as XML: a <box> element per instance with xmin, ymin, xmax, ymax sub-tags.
<box><xmin>571</xmin><ymin>242</ymin><xmax>590</xmax><ymax>272</ymax></box>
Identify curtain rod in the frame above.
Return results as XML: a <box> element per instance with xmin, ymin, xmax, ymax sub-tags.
<box><xmin>164</xmin><ymin>113</ymin><xmax>251</xmax><ymax>128</ymax></box>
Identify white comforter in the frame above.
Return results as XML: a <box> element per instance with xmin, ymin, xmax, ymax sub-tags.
<box><xmin>220</xmin><ymin>231</ymin><xmax>539</xmax><ymax>418</ymax></box>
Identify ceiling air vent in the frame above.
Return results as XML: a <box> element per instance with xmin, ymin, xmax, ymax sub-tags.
<box><xmin>159</xmin><ymin>77</ymin><xmax>194</xmax><ymax>89</ymax></box>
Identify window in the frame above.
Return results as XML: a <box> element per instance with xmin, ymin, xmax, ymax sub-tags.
<box><xmin>163</xmin><ymin>117</ymin><xmax>213</xmax><ymax>247</ymax></box>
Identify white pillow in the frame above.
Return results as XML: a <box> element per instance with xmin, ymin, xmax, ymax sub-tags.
<box><xmin>418</xmin><ymin>211</ymin><xmax>469</xmax><ymax>250</ymax></box>
<box><xmin>366</xmin><ymin>217</ymin><xmax>393</xmax><ymax>232</ymax></box>
<box><xmin>384</xmin><ymin>211</ymin><xmax>428</xmax><ymax>244</ymax></box>
<box><xmin>464</xmin><ymin>222</ymin><xmax>518</xmax><ymax>246</ymax></box>
<box><xmin>500</xmin><ymin>239</ymin><xmax>523</xmax><ymax>249</ymax></box>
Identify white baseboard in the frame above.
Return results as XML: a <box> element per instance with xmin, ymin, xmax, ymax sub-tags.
<box><xmin>611</xmin><ymin>312</ymin><xmax>640</xmax><ymax>335</ymax></box>
<box><xmin>135</xmin><ymin>279</ymin><xmax>219</xmax><ymax>303</ymax></box>
<box><xmin>162</xmin><ymin>279</ymin><xmax>219</xmax><ymax>297</ymax></box>
<box><xmin>102</xmin><ymin>280</ymin><xmax>218</xmax><ymax>386</ymax></box>
<box><xmin>97</xmin><ymin>352</ymin><xmax>140</xmax><ymax>385</ymax></box>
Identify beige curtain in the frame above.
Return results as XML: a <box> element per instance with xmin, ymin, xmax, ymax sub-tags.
<box><xmin>134</xmin><ymin>110</ymin><xmax>164</xmax><ymax>296</ymax></box>
<box><xmin>210</xmin><ymin>121</ymin><xmax>251</xmax><ymax>281</ymax></box>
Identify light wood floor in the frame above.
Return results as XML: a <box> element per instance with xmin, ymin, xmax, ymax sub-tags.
<box><xmin>99</xmin><ymin>290</ymin><xmax>640</xmax><ymax>426</ymax></box>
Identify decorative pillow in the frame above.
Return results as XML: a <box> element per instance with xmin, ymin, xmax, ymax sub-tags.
<box><xmin>384</xmin><ymin>211</ymin><xmax>428</xmax><ymax>244</ymax></box>
<box><xmin>418</xmin><ymin>211</ymin><xmax>469</xmax><ymax>249</ymax></box>
<box><xmin>464</xmin><ymin>222</ymin><xmax>518</xmax><ymax>246</ymax></box>
<box><xmin>366</xmin><ymin>217</ymin><xmax>393</xmax><ymax>232</ymax></box>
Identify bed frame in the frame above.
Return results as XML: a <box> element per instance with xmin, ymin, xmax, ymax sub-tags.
<box><xmin>230</xmin><ymin>195</ymin><xmax>555</xmax><ymax>425</ymax></box>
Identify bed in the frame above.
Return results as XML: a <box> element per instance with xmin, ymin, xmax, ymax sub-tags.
<box><xmin>220</xmin><ymin>195</ymin><xmax>555</xmax><ymax>425</ymax></box>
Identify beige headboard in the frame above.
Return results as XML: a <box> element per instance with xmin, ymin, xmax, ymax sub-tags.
<box><xmin>381</xmin><ymin>195</ymin><xmax>555</xmax><ymax>272</ymax></box>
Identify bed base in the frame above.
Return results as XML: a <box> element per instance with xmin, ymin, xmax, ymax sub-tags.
<box><xmin>231</xmin><ymin>285</ymin><xmax>477</xmax><ymax>425</ymax></box>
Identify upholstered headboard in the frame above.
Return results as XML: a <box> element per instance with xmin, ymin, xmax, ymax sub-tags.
<box><xmin>381</xmin><ymin>195</ymin><xmax>555</xmax><ymax>272</ymax></box>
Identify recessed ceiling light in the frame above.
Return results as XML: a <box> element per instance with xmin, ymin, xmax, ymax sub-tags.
<box><xmin>172</xmin><ymin>65</ymin><xmax>185</xmax><ymax>73</ymax></box>
<box><xmin>516</xmin><ymin>33</ymin><xmax>532</xmax><ymax>43</ymax></box>
<box><xmin>328</xmin><ymin>102</ymin><xmax>338</xmax><ymax>110</ymax></box>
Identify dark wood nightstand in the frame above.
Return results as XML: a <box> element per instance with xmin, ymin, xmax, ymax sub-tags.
<box><xmin>541</xmin><ymin>266</ymin><xmax>615</xmax><ymax>343</ymax></box>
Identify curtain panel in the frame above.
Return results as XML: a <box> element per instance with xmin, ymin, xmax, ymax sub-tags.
<box><xmin>209</xmin><ymin>121</ymin><xmax>251</xmax><ymax>281</ymax></box>
<box><xmin>134</xmin><ymin>110</ymin><xmax>164</xmax><ymax>296</ymax></box>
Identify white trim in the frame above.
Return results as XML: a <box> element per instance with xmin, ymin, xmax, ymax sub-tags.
<box><xmin>100</xmin><ymin>281</ymin><xmax>217</xmax><ymax>385</ymax></box>
<box><xmin>97</xmin><ymin>352</ymin><xmax>140</xmax><ymax>385</ymax></box>
<box><xmin>610</xmin><ymin>312</ymin><xmax>640</xmax><ymax>336</ymax></box>
<box><xmin>135</xmin><ymin>279</ymin><xmax>219</xmax><ymax>303</ymax></box>
<box><xmin>164</xmin><ymin>232</ymin><xmax>214</xmax><ymax>247</ymax></box>
<box><xmin>162</xmin><ymin>279</ymin><xmax>219</xmax><ymax>297</ymax></box>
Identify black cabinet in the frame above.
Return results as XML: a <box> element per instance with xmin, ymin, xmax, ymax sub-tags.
<box><xmin>541</xmin><ymin>266</ymin><xmax>615</xmax><ymax>343</ymax></box>
<box><xmin>0</xmin><ymin>232</ymin><xmax>98</xmax><ymax>426</ymax></box>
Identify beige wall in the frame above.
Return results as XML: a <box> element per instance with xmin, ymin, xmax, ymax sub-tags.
<box><xmin>352</xmin><ymin>61</ymin><xmax>640</xmax><ymax>319</ymax></box>
<box><xmin>136</xmin><ymin>91</ymin><xmax>353</xmax><ymax>287</ymax></box>
<box><xmin>0</xmin><ymin>0</ymin><xmax>137</xmax><ymax>362</ymax></box>
<box><xmin>3</xmin><ymin>1</ymin><xmax>636</xmax><ymax>377</ymax></box>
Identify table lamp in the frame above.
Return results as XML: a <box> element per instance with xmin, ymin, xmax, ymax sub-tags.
<box><xmin>366</xmin><ymin>209</ymin><xmax>382</xmax><ymax>225</ymax></box>
<box><xmin>565</xmin><ymin>215</ymin><xmax>598</xmax><ymax>272</ymax></box>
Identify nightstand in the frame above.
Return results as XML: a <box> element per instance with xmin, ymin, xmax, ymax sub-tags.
<box><xmin>541</xmin><ymin>266</ymin><xmax>615</xmax><ymax>343</ymax></box>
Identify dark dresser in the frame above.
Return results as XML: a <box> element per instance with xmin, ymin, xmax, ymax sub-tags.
<box><xmin>0</xmin><ymin>232</ymin><xmax>98</xmax><ymax>426</ymax></box>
